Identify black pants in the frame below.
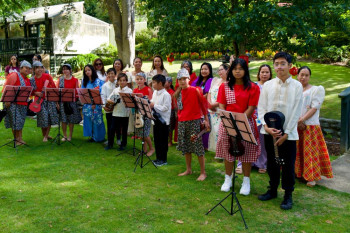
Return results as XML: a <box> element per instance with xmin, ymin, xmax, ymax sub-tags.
<box><xmin>264</xmin><ymin>135</ymin><xmax>296</xmax><ymax>193</ymax></box>
<box><xmin>109</xmin><ymin>116</ymin><xmax>129</xmax><ymax>147</ymax></box>
<box><xmin>154</xmin><ymin>122</ymin><xmax>169</xmax><ymax>162</ymax></box>
<box><xmin>106</xmin><ymin>113</ymin><xmax>113</xmax><ymax>140</ymax></box>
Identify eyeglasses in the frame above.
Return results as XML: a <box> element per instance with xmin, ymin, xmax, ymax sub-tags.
<box><xmin>95</xmin><ymin>63</ymin><xmax>103</xmax><ymax>66</ymax></box>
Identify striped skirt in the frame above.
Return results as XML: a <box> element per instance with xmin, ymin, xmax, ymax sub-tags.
<box><xmin>295</xmin><ymin>125</ymin><xmax>333</xmax><ymax>181</ymax></box>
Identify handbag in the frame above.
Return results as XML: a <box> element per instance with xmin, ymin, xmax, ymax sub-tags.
<box><xmin>63</xmin><ymin>102</ymin><xmax>74</xmax><ymax>115</ymax></box>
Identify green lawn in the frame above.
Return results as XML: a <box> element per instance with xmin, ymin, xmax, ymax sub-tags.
<box><xmin>0</xmin><ymin>118</ymin><xmax>349</xmax><ymax>232</ymax></box>
<box><xmin>134</xmin><ymin>60</ymin><xmax>349</xmax><ymax>120</ymax></box>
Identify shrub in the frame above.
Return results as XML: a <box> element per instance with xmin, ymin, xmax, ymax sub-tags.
<box><xmin>63</xmin><ymin>54</ymin><xmax>99</xmax><ymax>72</ymax></box>
<box><xmin>91</xmin><ymin>43</ymin><xmax>118</xmax><ymax>58</ymax></box>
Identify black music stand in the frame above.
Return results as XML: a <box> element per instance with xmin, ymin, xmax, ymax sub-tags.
<box><xmin>0</xmin><ymin>85</ymin><xmax>33</xmax><ymax>149</ymax></box>
<box><xmin>133</xmin><ymin>96</ymin><xmax>157</xmax><ymax>172</ymax></box>
<box><xmin>77</xmin><ymin>88</ymin><xmax>103</xmax><ymax>142</ymax></box>
<box><xmin>46</xmin><ymin>87</ymin><xmax>75</xmax><ymax>146</ymax></box>
<box><xmin>117</xmin><ymin>92</ymin><xmax>141</xmax><ymax>156</ymax></box>
<box><xmin>206</xmin><ymin>110</ymin><xmax>257</xmax><ymax>229</ymax></box>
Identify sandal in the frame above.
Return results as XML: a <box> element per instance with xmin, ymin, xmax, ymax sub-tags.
<box><xmin>258</xmin><ymin>168</ymin><xmax>267</xmax><ymax>174</ymax></box>
<box><xmin>235</xmin><ymin>167</ymin><xmax>243</xmax><ymax>174</ymax></box>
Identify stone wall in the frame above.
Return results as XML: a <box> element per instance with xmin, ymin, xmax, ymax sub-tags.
<box><xmin>320</xmin><ymin>118</ymin><xmax>341</xmax><ymax>138</ymax></box>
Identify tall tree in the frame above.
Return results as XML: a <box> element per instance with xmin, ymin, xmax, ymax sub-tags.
<box><xmin>143</xmin><ymin>0</ymin><xmax>350</xmax><ymax>56</ymax></box>
<box><xmin>104</xmin><ymin>0</ymin><xmax>135</xmax><ymax>66</ymax></box>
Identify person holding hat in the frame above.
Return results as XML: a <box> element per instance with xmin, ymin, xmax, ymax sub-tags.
<box><xmin>30</xmin><ymin>61</ymin><xmax>58</xmax><ymax>142</ymax></box>
<box><xmin>174</xmin><ymin>68</ymin><xmax>209</xmax><ymax>181</ymax></box>
<box><xmin>3</xmin><ymin>60</ymin><xmax>32</xmax><ymax>145</ymax></box>
<box><xmin>56</xmin><ymin>64</ymin><xmax>82</xmax><ymax>141</ymax></box>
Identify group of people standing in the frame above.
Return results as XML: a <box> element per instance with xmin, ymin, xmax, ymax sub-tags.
<box><xmin>2</xmin><ymin>51</ymin><xmax>333</xmax><ymax>211</ymax></box>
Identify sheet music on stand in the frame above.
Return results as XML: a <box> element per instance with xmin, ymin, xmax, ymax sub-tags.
<box><xmin>219</xmin><ymin>109</ymin><xmax>257</xmax><ymax>145</ymax></box>
<box><xmin>45</xmin><ymin>88</ymin><xmax>75</xmax><ymax>102</ymax></box>
<box><xmin>76</xmin><ymin>88</ymin><xmax>102</xmax><ymax>105</ymax></box>
<box><xmin>1</xmin><ymin>85</ymin><xmax>33</xmax><ymax>103</ymax></box>
<box><xmin>119</xmin><ymin>93</ymin><xmax>136</xmax><ymax>108</ymax></box>
<box><xmin>134</xmin><ymin>96</ymin><xmax>154</xmax><ymax>120</ymax></box>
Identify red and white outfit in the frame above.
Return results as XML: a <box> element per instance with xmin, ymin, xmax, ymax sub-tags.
<box><xmin>215</xmin><ymin>82</ymin><xmax>261</xmax><ymax>162</ymax></box>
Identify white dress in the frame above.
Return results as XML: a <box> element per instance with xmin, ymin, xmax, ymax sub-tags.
<box><xmin>208</xmin><ymin>77</ymin><xmax>223</xmax><ymax>152</ymax></box>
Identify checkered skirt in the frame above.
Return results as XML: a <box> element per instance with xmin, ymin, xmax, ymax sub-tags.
<box><xmin>295</xmin><ymin>125</ymin><xmax>333</xmax><ymax>181</ymax></box>
<box><xmin>215</xmin><ymin>117</ymin><xmax>261</xmax><ymax>163</ymax></box>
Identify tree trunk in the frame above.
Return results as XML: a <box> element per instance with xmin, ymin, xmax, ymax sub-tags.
<box><xmin>104</xmin><ymin>0</ymin><xmax>135</xmax><ymax>67</ymax></box>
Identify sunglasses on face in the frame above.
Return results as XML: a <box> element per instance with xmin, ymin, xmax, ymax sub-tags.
<box><xmin>95</xmin><ymin>63</ymin><xmax>102</xmax><ymax>66</ymax></box>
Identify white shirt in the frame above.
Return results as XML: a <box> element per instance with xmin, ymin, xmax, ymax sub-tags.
<box><xmin>108</xmin><ymin>86</ymin><xmax>132</xmax><ymax>117</ymax></box>
<box><xmin>101</xmin><ymin>81</ymin><xmax>116</xmax><ymax>112</ymax></box>
<box><xmin>300</xmin><ymin>85</ymin><xmax>325</xmax><ymax>125</ymax></box>
<box><xmin>151</xmin><ymin>88</ymin><xmax>172</xmax><ymax>125</ymax></box>
<box><xmin>258</xmin><ymin>77</ymin><xmax>303</xmax><ymax>140</ymax></box>
<box><xmin>97</xmin><ymin>71</ymin><xmax>107</xmax><ymax>82</ymax></box>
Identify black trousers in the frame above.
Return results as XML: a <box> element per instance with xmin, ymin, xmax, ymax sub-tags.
<box><xmin>109</xmin><ymin>116</ymin><xmax>129</xmax><ymax>147</ymax></box>
<box><xmin>106</xmin><ymin>113</ymin><xmax>113</xmax><ymax>140</ymax></box>
<box><xmin>264</xmin><ymin>135</ymin><xmax>296</xmax><ymax>193</ymax></box>
<box><xmin>154</xmin><ymin>122</ymin><xmax>169</xmax><ymax>162</ymax></box>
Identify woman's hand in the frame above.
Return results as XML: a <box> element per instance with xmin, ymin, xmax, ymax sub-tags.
<box><xmin>92</xmin><ymin>105</ymin><xmax>96</xmax><ymax>110</ymax></box>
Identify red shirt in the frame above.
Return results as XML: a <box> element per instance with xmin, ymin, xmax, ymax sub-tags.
<box><xmin>175</xmin><ymin>72</ymin><xmax>197</xmax><ymax>90</ymax></box>
<box><xmin>32</xmin><ymin>73</ymin><xmax>56</xmax><ymax>98</ymax></box>
<box><xmin>177</xmin><ymin>86</ymin><xmax>204</xmax><ymax>121</ymax></box>
<box><xmin>3</xmin><ymin>72</ymin><xmax>31</xmax><ymax>106</ymax></box>
<box><xmin>166</xmin><ymin>88</ymin><xmax>176</xmax><ymax>109</ymax></box>
<box><xmin>55</xmin><ymin>76</ymin><xmax>79</xmax><ymax>99</ymax></box>
<box><xmin>133</xmin><ymin>86</ymin><xmax>153</xmax><ymax>99</ymax></box>
<box><xmin>217</xmin><ymin>83</ymin><xmax>260</xmax><ymax>113</ymax></box>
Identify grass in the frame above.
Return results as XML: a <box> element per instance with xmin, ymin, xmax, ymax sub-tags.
<box><xmin>126</xmin><ymin>60</ymin><xmax>349</xmax><ymax>120</ymax></box>
<box><xmin>0</xmin><ymin>118</ymin><xmax>349</xmax><ymax>232</ymax></box>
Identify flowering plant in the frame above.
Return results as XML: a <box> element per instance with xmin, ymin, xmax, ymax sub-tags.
<box><xmin>289</xmin><ymin>66</ymin><xmax>298</xmax><ymax>77</ymax></box>
<box><xmin>167</xmin><ymin>53</ymin><xmax>175</xmax><ymax>65</ymax></box>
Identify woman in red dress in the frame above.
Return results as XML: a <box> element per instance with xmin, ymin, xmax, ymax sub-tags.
<box><xmin>216</xmin><ymin>58</ymin><xmax>261</xmax><ymax>195</ymax></box>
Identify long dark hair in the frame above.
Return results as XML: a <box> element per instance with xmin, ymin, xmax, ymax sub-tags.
<box><xmin>227</xmin><ymin>58</ymin><xmax>251</xmax><ymax>90</ymax></box>
<box><xmin>196</xmin><ymin>62</ymin><xmax>213</xmax><ymax>86</ymax></box>
<box><xmin>8</xmin><ymin>54</ymin><xmax>19</xmax><ymax>67</ymax></box>
<box><xmin>151</xmin><ymin>55</ymin><xmax>165</xmax><ymax>71</ymax></box>
<box><xmin>257</xmin><ymin>64</ymin><xmax>272</xmax><ymax>81</ymax></box>
<box><xmin>93</xmin><ymin>58</ymin><xmax>106</xmax><ymax>75</ymax></box>
<box><xmin>83</xmin><ymin>64</ymin><xmax>98</xmax><ymax>87</ymax></box>
<box><xmin>113</xmin><ymin>59</ymin><xmax>124</xmax><ymax>71</ymax></box>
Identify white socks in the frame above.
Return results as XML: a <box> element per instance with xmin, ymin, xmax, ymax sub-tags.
<box><xmin>239</xmin><ymin>176</ymin><xmax>250</xmax><ymax>196</ymax></box>
<box><xmin>221</xmin><ymin>174</ymin><xmax>233</xmax><ymax>192</ymax></box>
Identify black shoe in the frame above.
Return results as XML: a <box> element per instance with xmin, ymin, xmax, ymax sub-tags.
<box><xmin>280</xmin><ymin>193</ymin><xmax>293</xmax><ymax>210</ymax></box>
<box><xmin>155</xmin><ymin>161</ymin><xmax>167</xmax><ymax>167</ymax></box>
<box><xmin>258</xmin><ymin>190</ymin><xmax>277</xmax><ymax>201</ymax></box>
<box><xmin>118</xmin><ymin>146</ymin><xmax>125</xmax><ymax>151</ymax></box>
<box><xmin>152</xmin><ymin>159</ymin><xmax>159</xmax><ymax>164</ymax></box>
<box><xmin>88</xmin><ymin>138</ymin><xmax>95</xmax><ymax>142</ymax></box>
<box><xmin>104</xmin><ymin>146</ymin><xmax>112</xmax><ymax>150</ymax></box>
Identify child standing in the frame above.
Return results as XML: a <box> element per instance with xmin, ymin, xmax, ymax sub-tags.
<box><xmin>133</xmin><ymin>72</ymin><xmax>155</xmax><ymax>156</ymax></box>
<box><xmin>164</xmin><ymin>76</ymin><xmax>176</xmax><ymax>146</ymax></box>
<box><xmin>174</xmin><ymin>68</ymin><xmax>209</xmax><ymax>181</ymax></box>
<box><xmin>150</xmin><ymin>74</ymin><xmax>172</xmax><ymax>166</ymax></box>
<box><xmin>101</xmin><ymin>68</ymin><xmax>117</xmax><ymax>149</ymax></box>
<box><xmin>107</xmin><ymin>73</ymin><xmax>132</xmax><ymax>150</ymax></box>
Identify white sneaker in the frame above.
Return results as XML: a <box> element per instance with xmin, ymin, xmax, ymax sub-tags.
<box><xmin>117</xmin><ymin>140</ymin><xmax>121</xmax><ymax>146</ymax></box>
<box><xmin>221</xmin><ymin>174</ymin><xmax>232</xmax><ymax>192</ymax></box>
<box><xmin>239</xmin><ymin>176</ymin><xmax>250</xmax><ymax>195</ymax></box>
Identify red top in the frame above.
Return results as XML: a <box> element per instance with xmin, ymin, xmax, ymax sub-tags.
<box><xmin>175</xmin><ymin>72</ymin><xmax>197</xmax><ymax>90</ymax></box>
<box><xmin>166</xmin><ymin>88</ymin><xmax>176</xmax><ymax>109</ymax></box>
<box><xmin>55</xmin><ymin>76</ymin><xmax>79</xmax><ymax>99</ymax></box>
<box><xmin>177</xmin><ymin>86</ymin><xmax>205</xmax><ymax>122</ymax></box>
<box><xmin>217</xmin><ymin>83</ymin><xmax>260</xmax><ymax>113</ymax></box>
<box><xmin>133</xmin><ymin>86</ymin><xmax>153</xmax><ymax>99</ymax></box>
<box><xmin>32</xmin><ymin>73</ymin><xmax>56</xmax><ymax>98</ymax></box>
<box><xmin>3</xmin><ymin>72</ymin><xmax>31</xmax><ymax>106</ymax></box>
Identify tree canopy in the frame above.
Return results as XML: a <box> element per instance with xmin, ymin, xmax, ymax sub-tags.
<box><xmin>142</xmin><ymin>0</ymin><xmax>350</xmax><ymax>56</ymax></box>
